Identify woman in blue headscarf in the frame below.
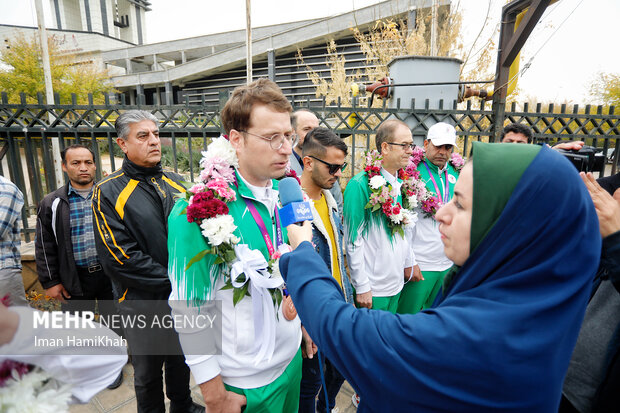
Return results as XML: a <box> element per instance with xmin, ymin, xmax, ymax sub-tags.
<box><xmin>281</xmin><ymin>142</ymin><xmax>600</xmax><ymax>412</ymax></box>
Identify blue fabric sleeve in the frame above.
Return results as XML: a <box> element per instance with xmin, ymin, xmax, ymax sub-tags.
<box><xmin>280</xmin><ymin>242</ymin><xmax>423</xmax><ymax>411</ymax></box>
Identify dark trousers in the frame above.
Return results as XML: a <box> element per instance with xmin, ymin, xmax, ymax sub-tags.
<box><xmin>119</xmin><ymin>299</ymin><xmax>193</xmax><ymax>413</ymax></box>
<box><xmin>131</xmin><ymin>353</ymin><xmax>192</xmax><ymax>413</ymax></box>
<box><xmin>299</xmin><ymin>353</ymin><xmax>346</xmax><ymax>413</ymax></box>
<box><xmin>62</xmin><ymin>267</ymin><xmax>121</xmax><ymax>335</ymax></box>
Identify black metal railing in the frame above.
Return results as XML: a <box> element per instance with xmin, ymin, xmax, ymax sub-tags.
<box><xmin>1</xmin><ymin>93</ymin><xmax>618</xmax><ymax>241</ymax></box>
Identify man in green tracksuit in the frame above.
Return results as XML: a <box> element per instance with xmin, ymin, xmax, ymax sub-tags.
<box><xmin>398</xmin><ymin>122</ymin><xmax>460</xmax><ymax>314</ymax></box>
<box><xmin>167</xmin><ymin>79</ymin><xmax>302</xmax><ymax>413</ymax></box>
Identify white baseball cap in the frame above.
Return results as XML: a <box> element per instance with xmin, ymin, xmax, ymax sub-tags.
<box><xmin>427</xmin><ymin>122</ymin><xmax>457</xmax><ymax>146</ymax></box>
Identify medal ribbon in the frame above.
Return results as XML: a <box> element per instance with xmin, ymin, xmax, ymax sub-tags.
<box><xmin>423</xmin><ymin>161</ymin><xmax>450</xmax><ymax>204</ymax></box>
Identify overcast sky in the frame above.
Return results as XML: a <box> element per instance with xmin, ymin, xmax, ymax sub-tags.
<box><xmin>1</xmin><ymin>0</ymin><xmax>618</xmax><ymax>104</ymax></box>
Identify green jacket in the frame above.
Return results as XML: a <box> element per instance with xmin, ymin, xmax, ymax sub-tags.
<box><xmin>168</xmin><ymin>171</ymin><xmax>287</xmax><ymax>301</ymax></box>
<box><xmin>417</xmin><ymin>158</ymin><xmax>459</xmax><ymax>202</ymax></box>
<box><xmin>343</xmin><ymin>170</ymin><xmax>402</xmax><ymax>244</ymax></box>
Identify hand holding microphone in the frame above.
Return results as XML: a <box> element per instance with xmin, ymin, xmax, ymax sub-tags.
<box><xmin>278</xmin><ymin>177</ymin><xmax>313</xmax><ymax>249</ymax></box>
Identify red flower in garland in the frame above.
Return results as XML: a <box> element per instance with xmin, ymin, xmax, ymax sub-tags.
<box><xmin>186</xmin><ymin>191</ymin><xmax>229</xmax><ymax>223</ymax></box>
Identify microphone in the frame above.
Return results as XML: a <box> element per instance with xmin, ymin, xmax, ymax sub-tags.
<box><xmin>278</xmin><ymin>177</ymin><xmax>313</xmax><ymax>227</ymax></box>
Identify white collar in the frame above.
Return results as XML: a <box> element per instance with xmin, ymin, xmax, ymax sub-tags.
<box><xmin>237</xmin><ymin>171</ymin><xmax>277</xmax><ymax>213</ymax></box>
<box><xmin>380</xmin><ymin>167</ymin><xmax>398</xmax><ymax>184</ymax></box>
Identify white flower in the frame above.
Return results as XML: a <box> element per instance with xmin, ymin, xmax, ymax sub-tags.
<box><xmin>389</xmin><ymin>210</ymin><xmax>404</xmax><ymax>224</ymax></box>
<box><xmin>369</xmin><ymin>175</ymin><xmax>387</xmax><ymax>190</ymax></box>
<box><xmin>402</xmin><ymin>209</ymin><xmax>418</xmax><ymax>228</ymax></box>
<box><xmin>202</xmin><ymin>136</ymin><xmax>238</xmax><ymax>167</ymax></box>
<box><xmin>407</xmin><ymin>195</ymin><xmax>418</xmax><ymax>208</ymax></box>
<box><xmin>200</xmin><ymin>215</ymin><xmax>239</xmax><ymax>246</ymax></box>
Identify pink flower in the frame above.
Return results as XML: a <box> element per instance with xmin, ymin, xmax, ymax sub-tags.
<box><xmin>411</xmin><ymin>147</ymin><xmax>425</xmax><ymax>165</ymax></box>
<box><xmin>200</xmin><ymin>156</ymin><xmax>236</xmax><ymax>183</ymax></box>
<box><xmin>451</xmin><ymin>153</ymin><xmax>465</xmax><ymax>169</ymax></box>
<box><xmin>421</xmin><ymin>195</ymin><xmax>442</xmax><ymax>217</ymax></box>
<box><xmin>206</xmin><ymin>179</ymin><xmax>236</xmax><ymax>201</ymax></box>
<box><xmin>189</xmin><ymin>183</ymin><xmax>206</xmax><ymax>194</ymax></box>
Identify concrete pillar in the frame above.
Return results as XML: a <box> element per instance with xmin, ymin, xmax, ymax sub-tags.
<box><xmin>125</xmin><ymin>58</ymin><xmax>132</xmax><ymax>74</ymax></box>
<box><xmin>99</xmin><ymin>0</ymin><xmax>109</xmax><ymax>35</ymax></box>
<box><xmin>181</xmin><ymin>50</ymin><xmax>186</xmax><ymax>64</ymax></box>
<box><xmin>136</xmin><ymin>84</ymin><xmax>144</xmax><ymax>105</ymax></box>
<box><xmin>152</xmin><ymin>54</ymin><xmax>158</xmax><ymax>71</ymax></box>
<box><xmin>408</xmin><ymin>8</ymin><xmax>417</xmax><ymax>33</ymax></box>
<box><xmin>155</xmin><ymin>86</ymin><xmax>161</xmax><ymax>105</ymax></box>
<box><xmin>165</xmin><ymin>82</ymin><xmax>173</xmax><ymax>106</ymax></box>
<box><xmin>267</xmin><ymin>48</ymin><xmax>275</xmax><ymax>81</ymax></box>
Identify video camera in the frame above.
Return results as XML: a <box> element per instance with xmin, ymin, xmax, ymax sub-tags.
<box><xmin>556</xmin><ymin>145</ymin><xmax>605</xmax><ymax>173</ymax></box>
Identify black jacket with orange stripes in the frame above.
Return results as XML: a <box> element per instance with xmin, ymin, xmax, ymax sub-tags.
<box><xmin>92</xmin><ymin>157</ymin><xmax>186</xmax><ymax>301</ymax></box>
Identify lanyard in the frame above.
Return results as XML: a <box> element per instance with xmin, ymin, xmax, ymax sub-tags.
<box><xmin>243</xmin><ymin>199</ymin><xmax>283</xmax><ymax>257</ymax></box>
<box><xmin>233</xmin><ymin>176</ymin><xmax>283</xmax><ymax>257</ymax></box>
<box><xmin>423</xmin><ymin>161</ymin><xmax>450</xmax><ymax>204</ymax></box>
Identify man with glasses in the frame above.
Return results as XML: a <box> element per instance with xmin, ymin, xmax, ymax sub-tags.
<box><xmin>398</xmin><ymin>122</ymin><xmax>459</xmax><ymax>315</ymax></box>
<box><xmin>167</xmin><ymin>79</ymin><xmax>302</xmax><ymax>412</ymax></box>
<box><xmin>344</xmin><ymin>119</ymin><xmax>416</xmax><ymax>313</ymax></box>
<box><xmin>297</xmin><ymin>127</ymin><xmax>353</xmax><ymax>413</ymax></box>
<box><xmin>290</xmin><ymin>109</ymin><xmax>344</xmax><ymax>215</ymax></box>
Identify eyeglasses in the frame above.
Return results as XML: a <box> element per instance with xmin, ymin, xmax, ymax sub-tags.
<box><xmin>241</xmin><ymin>130</ymin><xmax>298</xmax><ymax>150</ymax></box>
<box><xmin>308</xmin><ymin>155</ymin><xmax>348</xmax><ymax>175</ymax></box>
<box><xmin>387</xmin><ymin>142</ymin><xmax>415</xmax><ymax>150</ymax></box>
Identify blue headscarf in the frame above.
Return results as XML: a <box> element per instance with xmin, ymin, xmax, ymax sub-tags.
<box><xmin>281</xmin><ymin>143</ymin><xmax>600</xmax><ymax>412</ymax></box>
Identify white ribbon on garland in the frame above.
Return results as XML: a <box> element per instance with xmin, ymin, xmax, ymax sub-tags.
<box><xmin>230</xmin><ymin>244</ymin><xmax>284</xmax><ymax>365</ymax></box>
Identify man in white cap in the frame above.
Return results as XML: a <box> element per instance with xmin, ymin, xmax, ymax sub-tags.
<box><xmin>398</xmin><ymin>122</ymin><xmax>460</xmax><ymax>314</ymax></box>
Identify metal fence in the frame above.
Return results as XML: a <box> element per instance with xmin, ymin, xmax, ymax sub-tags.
<box><xmin>1</xmin><ymin>93</ymin><xmax>618</xmax><ymax>241</ymax></box>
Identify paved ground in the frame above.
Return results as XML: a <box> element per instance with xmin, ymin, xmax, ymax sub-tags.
<box><xmin>69</xmin><ymin>362</ymin><xmax>358</xmax><ymax>412</ymax></box>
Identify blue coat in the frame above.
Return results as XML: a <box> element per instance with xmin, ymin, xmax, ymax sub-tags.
<box><xmin>280</xmin><ymin>146</ymin><xmax>600</xmax><ymax>412</ymax></box>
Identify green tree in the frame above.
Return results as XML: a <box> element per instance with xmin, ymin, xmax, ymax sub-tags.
<box><xmin>0</xmin><ymin>33</ymin><xmax>114</xmax><ymax>104</ymax></box>
<box><xmin>589</xmin><ymin>71</ymin><xmax>620</xmax><ymax>107</ymax></box>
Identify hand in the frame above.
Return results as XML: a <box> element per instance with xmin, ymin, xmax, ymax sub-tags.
<box><xmin>200</xmin><ymin>375</ymin><xmax>247</xmax><ymax>413</ymax></box>
<box><xmin>580</xmin><ymin>172</ymin><xmax>620</xmax><ymax>238</ymax></box>
<box><xmin>301</xmin><ymin>326</ymin><xmax>317</xmax><ymax>359</ymax></box>
<box><xmin>286</xmin><ymin>221</ymin><xmax>313</xmax><ymax>250</ymax></box>
<box><xmin>409</xmin><ymin>265</ymin><xmax>424</xmax><ymax>282</ymax></box>
<box><xmin>45</xmin><ymin>284</ymin><xmax>71</xmax><ymax>303</ymax></box>
<box><xmin>205</xmin><ymin>392</ymin><xmax>247</xmax><ymax>413</ymax></box>
<box><xmin>355</xmin><ymin>291</ymin><xmax>373</xmax><ymax>309</ymax></box>
<box><xmin>0</xmin><ymin>303</ymin><xmax>19</xmax><ymax>346</ymax></box>
<box><xmin>554</xmin><ymin>141</ymin><xmax>585</xmax><ymax>151</ymax></box>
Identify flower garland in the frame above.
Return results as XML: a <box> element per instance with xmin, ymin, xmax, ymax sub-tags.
<box><xmin>405</xmin><ymin>146</ymin><xmax>465</xmax><ymax>218</ymax></box>
<box><xmin>184</xmin><ymin>136</ymin><xmax>293</xmax><ymax>308</ymax></box>
<box><xmin>0</xmin><ymin>295</ymin><xmax>72</xmax><ymax>412</ymax></box>
<box><xmin>363</xmin><ymin>150</ymin><xmax>418</xmax><ymax>237</ymax></box>
<box><xmin>363</xmin><ymin>147</ymin><xmax>465</xmax><ymax>225</ymax></box>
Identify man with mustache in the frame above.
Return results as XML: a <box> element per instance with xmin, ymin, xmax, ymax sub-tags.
<box><xmin>398</xmin><ymin>122</ymin><xmax>459</xmax><ymax>315</ymax></box>
<box><xmin>93</xmin><ymin>110</ymin><xmax>201</xmax><ymax>413</ymax></box>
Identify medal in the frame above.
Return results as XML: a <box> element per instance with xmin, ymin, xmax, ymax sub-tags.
<box><xmin>282</xmin><ymin>294</ymin><xmax>297</xmax><ymax>320</ymax></box>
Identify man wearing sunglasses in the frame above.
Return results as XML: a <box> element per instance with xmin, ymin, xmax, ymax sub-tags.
<box><xmin>297</xmin><ymin>127</ymin><xmax>354</xmax><ymax>413</ymax></box>
<box><xmin>344</xmin><ymin>119</ymin><xmax>416</xmax><ymax>314</ymax></box>
<box><xmin>398</xmin><ymin>122</ymin><xmax>460</xmax><ymax>315</ymax></box>
<box><xmin>290</xmin><ymin>110</ymin><xmax>344</xmax><ymax>216</ymax></box>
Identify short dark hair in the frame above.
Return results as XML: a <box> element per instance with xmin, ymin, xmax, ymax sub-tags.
<box><xmin>302</xmin><ymin>127</ymin><xmax>348</xmax><ymax>158</ymax></box>
<box><xmin>291</xmin><ymin>109</ymin><xmax>314</xmax><ymax>130</ymax></box>
<box><xmin>60</xmin><ymin>144</ymin><xmax>95</xmax><ymax>165</ymax></box>
<box><xmin>375</xmin><ymin>119</ymin><xmax>409</xmax><ymax>152</ymax></box>
<box><xmin>221</xmin><ymin>78</ymin><xmax>292</xmax><ymax>134</ymax></box>
<box><xmin>501</xmin><ymin>123</ymin><xmax>533</xmax><ymax>143</ymax></box>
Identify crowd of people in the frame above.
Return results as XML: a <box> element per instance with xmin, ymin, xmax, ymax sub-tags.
<box><xmin>0</xmin><ymin>78</ymin><xmax>618</xmax><ymax>413</ymax></box>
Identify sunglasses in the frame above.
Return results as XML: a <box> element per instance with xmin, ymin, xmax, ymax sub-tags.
<box><xmin>308</xmin><ymin>155</ymin><xmax>348</xmax><ymax>175</ymax></box>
